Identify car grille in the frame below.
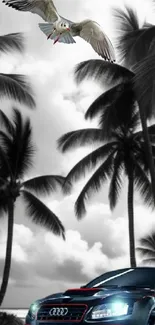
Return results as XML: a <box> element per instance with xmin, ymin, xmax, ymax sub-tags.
<box><xmin>37</xmin><ymin>304</ymin><xmax>88</xmax><ymax>322</ymax></box>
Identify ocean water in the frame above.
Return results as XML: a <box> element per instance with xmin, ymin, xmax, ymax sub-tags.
<box><xmin>0</xmin><ymin>308</ymin><xmax>28</xmax><ymax>320</ymax></box>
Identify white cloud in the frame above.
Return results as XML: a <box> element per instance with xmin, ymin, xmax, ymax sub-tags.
<box><xmin>0</xmin><ymin>197</ymin><xmax>154</xmax><ymax>307</ymax></box>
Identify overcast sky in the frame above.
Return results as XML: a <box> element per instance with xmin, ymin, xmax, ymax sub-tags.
<box><xmin>0</xmin><ymin>0</ymin><xmax>155</xmax><ymax>308</ymax></box>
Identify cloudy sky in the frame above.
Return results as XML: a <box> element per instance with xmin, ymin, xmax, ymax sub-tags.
<box><xmin>0</xmin><ymin>0</ymin><xmax>155</xmax><ymax>309</ymax></box>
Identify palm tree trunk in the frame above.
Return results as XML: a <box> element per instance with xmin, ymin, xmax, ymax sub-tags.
<box><xmin>128</xmin><ymin>171</ymin><xmax>136</xmax><ymax>268</ymax></box>
<box><xmin>138</xmin><ymin>105</ymin><xmax>155</xmax><ymax>201</ymax></box>
<box><xmin>0</xmin><ymin>199</ymin><xmax>14</xmax><ymax>306</ymax></box>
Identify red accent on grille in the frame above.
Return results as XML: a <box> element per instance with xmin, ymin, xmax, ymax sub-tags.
<box><xmin>65</xmin><ymin>288</ymin><xmax>101</xmax><ymax>291</ymax></box>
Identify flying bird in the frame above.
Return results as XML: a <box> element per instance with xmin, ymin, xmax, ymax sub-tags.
<box><xmin>3</xmin><ymin>0</ymin><xmax>116</xmax><ymax>62</ymax></box>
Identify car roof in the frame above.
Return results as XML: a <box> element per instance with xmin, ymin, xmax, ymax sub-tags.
<box><xmin>85</xmin><ymin>267</ymin><xmax>155</xmax><ymax>288</ymax></box>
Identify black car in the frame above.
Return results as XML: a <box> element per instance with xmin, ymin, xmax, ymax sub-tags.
<box><xmin>25</xmin><ymin>267</ymin><xmax>155</xmax><ymax>325</ymax></box>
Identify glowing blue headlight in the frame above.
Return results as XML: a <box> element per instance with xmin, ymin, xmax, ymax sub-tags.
<box><xmin>29</xmin><ymin>303</ymin><xmax>39</xmax><ymax>319</ymax></box>
<box><xmin>91</xmin><ymin>301</ymin><xmax>129</xmax><ymax>319</ymax></box>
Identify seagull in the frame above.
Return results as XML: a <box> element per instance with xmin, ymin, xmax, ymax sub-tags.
<box><xmin>3</xmin><ymin>0</ymin><xmax>116</xmax><ymax>62</ymax></box>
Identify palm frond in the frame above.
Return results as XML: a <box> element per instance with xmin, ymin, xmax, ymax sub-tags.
<box><xmin>0</xmin><ymin>130</ymin><xmax>12</xmax><ymax>156</ymax></box>
<box><xmin>58</xmin><ymin>129</ymin><xmax>103</xmax><ymax>153</ymax></box>
<box><xmin>98</xmin><ymin>97</ymin><xmax>137</xmax><ymax>137</ymax></box>
<box><xmin>151</xmin><ymin>145</ymin><xmax>155</xmax><ymax>157</ymax></box>
<box><xmin>74</xmin><ymin>151</ymin><xmax>115</xmax><ymax>219</ymax></box>
<box><xmin>0</xmin><ymin>144</ymin><xmax>13</xmax><ymax>178</ymax></box>
<box><xmin>22</xmin><ymin>190</ymin><xmax>65</xmax><ymax>239</ymax></box>
<box><xmin>139</xmin><ymin>257</ymin><xmax>155</xmax><ymax>265</ymax></box>
<box><xmin>134</xmin><ymin>162</ymin><xmax>154</xmax><ymax>207</ymax></box>
<box><xmin>0</xmin><ymin>131</ymin><xmax>13</xmax><ymax>179</ymax></box>
<box><xmin>143</xmin><ymin>22</ymin><xmax>154</xmax><ymax>29</ymax></box>
<box><xmin>85</xmin><ymin>82</ymin><xmax>138</xmax><ymax>138</ymax></box>
<box><xmin>0</xmin><ymin>33</ymin><xmax>24</xmax><ymax>55</ymax></box>
<box><xmin>0</xmin><ymin>110</ymin><xmax>14</xmax><ymax>135</ymax></box>
<box><xmin>63</xmin><ymin>144</ymin><xmax>117</xmax><ymax>191</ymax></box>
<box><xmin>136</xmin><ymin>247</ymin><xmax>155</xmax><ymax>257</ymax></box>
<box><xmin>23</xmin><ymin>175</ymin><xmax>69</xmax><ymax>196</ymax></box>
<box><xmin>136</xmin><ymin>233</ymin><xmax>155</xmax><ymax>263</ymax></box>
<box><xmin>132</xmin><ymin>141</ymin><xmax>150</xmax><ymax>173</ymax></box>
<box><xmin>85</xmin><ymin>83</ymin><xmax>124</xmax><ymax>120</ymax></box>
<box><xmin>130</xmin><ymin>109</ymin><xmax>141</xmax><ymax>131</ymax></box>
<box><xmin>108</xmin><ymin>152</ymin><xmax>124</xmax><ymax>210</ymax></box>
<box><xmin>13</xmin><ymin>110</ymin><xmax>35</xmax><ymax>178</ymax></box>
<box><xmin>0</xmin><ymin>109</ymin><xmax>35</xmax><ymax>178</ymax></box>
<box><xmin>113</xmin><ymin>6</ymin><xmax>155</xmax><ymax>68</ymax></box>
<box><xmin>74</xmin><ymin>60</ymin><xmax>133</xmax><ymax>86</ymax></box>
<box><xmin>0</xmin><ymin>199</ymin><xmax>8</xmax><ymax>216</ymax></box>
<box><xmin>138</xmin><ymin>234</ymin><xmax>155</xmax><ymax>251</ymax></box>
<box><xmin>134</xmin><ymin>124</ymin><xmax>155</xmax><ymax>142</ymax></box>
<box><xmin>0</xmin><ymin>73</ymin><xmax>35</xmax><ymax>109</ymax></box>
<box><xmin>133</xmin><ymin>54</ymin><xmax>155</xmax><ymax>119</ymax></box>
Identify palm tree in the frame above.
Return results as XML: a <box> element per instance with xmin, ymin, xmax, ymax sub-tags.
<box><xmin>0</xmin><ymin>109</ymin><xmax>67</xmax><ymax>306</ymax></box>
<box><xmin>112</xmin><ymin>5</ymin><xmax>155</xmax><ymax>68</ymax></box>
<box><xmin>58</xmin><ymin>102</ymin><xmax>155</xmax><ymax>267</ymax></box>
<box><xmin>136</xmin><ymin>232</ymin><xmax>155</xmax><ymax>265</ymax></box>
<box><xmin>113</xmin><ymin>4</ymin><xmax>155</xmax><ymax>202</ymax></box>
<box><xmin>0</xmin><ymin>312</ymin><xmax>23</xmax><ymax>325</ymax></box>
<box><xmin>74</xmin><ymin>5</ymin><xmax>155</xmax><ymax>201</ymax></box>
<box><xmin>0</xmin><ymin>32</ymin><xmax>35</xmax><ymax>108</ymax></box>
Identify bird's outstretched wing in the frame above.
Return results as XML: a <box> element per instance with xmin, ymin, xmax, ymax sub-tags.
<box><xmin>2</xmin><ymin>0</ymin><xmax>59</xmax><ymax>21</ymax></box>
<box><xmin>77</xmin><ymin>20</ymin><xmax>116</xmax><ymax>62</ymax></box>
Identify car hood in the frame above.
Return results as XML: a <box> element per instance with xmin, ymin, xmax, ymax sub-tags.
<box><xmin>37</xmin><ymin>287</ymin><xmax>154</xmax><ymax>306</ymax></box>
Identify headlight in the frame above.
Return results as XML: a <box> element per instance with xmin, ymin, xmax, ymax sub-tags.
<box><xmin>28</xmin><ymin>303</ymin><xmax>39</xmax><ymax>319</ymax></box>
<box><xmin>91</xmin><ymin>301</ymin><xmax>129</xmax><ymax>319</ymax></box>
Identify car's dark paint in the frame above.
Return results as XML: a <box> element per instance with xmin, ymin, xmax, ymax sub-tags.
<box><xmin>25</xmin><ymin>267</ymin><xmax>155</xmax><ymax>325</ymax></box>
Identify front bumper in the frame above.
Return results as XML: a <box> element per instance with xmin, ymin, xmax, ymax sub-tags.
<box><xmin>25</xmin><ymin>315</ymin><xmax>136</xmax><ymax>325</ymax></box>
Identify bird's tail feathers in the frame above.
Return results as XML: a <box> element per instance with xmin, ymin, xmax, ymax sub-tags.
<box><xmin>38</xmin><ymin>22</ymin><xmax>58</xmax><ymax>39</ymax></box>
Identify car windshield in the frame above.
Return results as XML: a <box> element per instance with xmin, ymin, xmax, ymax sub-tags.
<box><xmin>84</xmin><ymin>268</ymin><xmax>155</xmax><ymax>289</ymax></box>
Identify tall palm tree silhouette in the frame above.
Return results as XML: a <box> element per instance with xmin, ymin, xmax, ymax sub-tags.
<box><xmin>58</xmin><ymin>102</ymin><xmax>154</xmax><ymax>267</ymax></box>
<box><xmin>0</xmin><ymin>109</ymin><xmax>67</xmax><ymax>305</ymax></box>
<box><xmin>74</xmin><ymin>5</ymin><xmax>155</xmax><ymax>201</ymax></box>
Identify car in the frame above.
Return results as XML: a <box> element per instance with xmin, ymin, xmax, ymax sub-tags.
<box><xmin>25</xmin><ymin>267</ymin><xmax>155</xmax><ymax>325</ymax></box>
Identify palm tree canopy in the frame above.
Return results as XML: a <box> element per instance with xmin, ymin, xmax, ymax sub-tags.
<box><xmin>0</xmin><ymin>32</ymin><xmax>35</xmax><ymax>108</ymax></box>
<box><xmin>0</xmin><ymin>74</ymin><xmax>35</xmax><ymax>108</ymax></box>
<box><xmin>113</xmin><ymin>6</ymin><xmax>155</xmax><ymax>69</ymax></box>
<box><xmin>0</xmin><ymin>108</ymin><xmax>35</xmax><ymax>179</ymax></box>
<box><xmin>58</xmin><ymin>105</ymin><xmax>154</xmax><ymax>219</ymax></box>
<box><xmin>0</xmin><ymin>109</ymin><xmax>66</xmax><ymax>238</ymax></box>
<box><xmin>133</xmin><ymin>54</ymin><xmax>155</xmax><ymax>119</ymax></box>
<box><xmin>137</xmin><ymin>232</ymin><xmax>155</xmax><ymax>264</ymax></box>
<box><xmin>74</xmin><ymin>60</ymin><xmax>134</xmax><ymax>86</ymax></box>
<box><xmin>112</xmin><ymin>5</ymin><xmax>155</xmax><ymax>119</ymax></box>
<box><xmin>85</xmin><ymin>82</ymin><xmax>140</xmax><ymax>138</ymax></box>
<box><xmin>0</xmin><ymin>33</ymin><xmax>24</xmax><ymax>55</ymax></box>
<box><xmin>74</xmin><ymin>6</ymin><xmax>155</xmax><ymax>120</ymax></box>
